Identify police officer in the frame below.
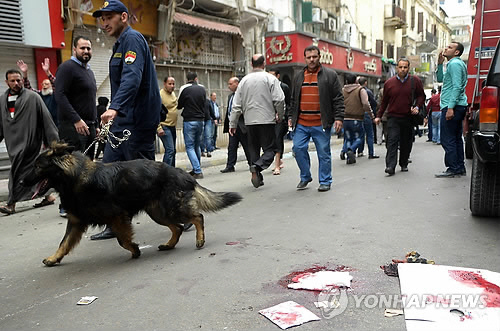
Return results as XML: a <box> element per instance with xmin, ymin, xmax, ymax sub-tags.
<box><xmin>90</xmin><ymin>0</ymin><xmax>161</xmax><ymax>240</ymax></box>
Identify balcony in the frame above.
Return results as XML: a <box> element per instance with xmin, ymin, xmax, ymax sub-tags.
<box><xmin>416</xmin><ymin>31</ymin><xmax>439</xmax><ymax>52</ymax></box>
<box><xmin>384</xmin><ymin>4</ymin><xmax>407</xmax><ymax>29</ymax></box>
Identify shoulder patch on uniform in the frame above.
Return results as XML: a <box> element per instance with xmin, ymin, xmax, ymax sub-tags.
<box><xmin>124</xmin><ymin>51</ymin><xmax>136</xmax><ymax>64</ymax></box>
<box><xmin>113</xmin><ymin>52</ymin><xmax>122</xmax><ymax>58</ymax></box>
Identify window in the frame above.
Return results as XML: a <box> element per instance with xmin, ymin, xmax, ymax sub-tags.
<box><xmin>411</xmin><ymin>6</ymin><xmax>415</xmax><ymax>30</ymax></box>
<box><xmin>418</xmin><ymin>12</ymin><xmax>423</xmax><ymax>34</ymax></box>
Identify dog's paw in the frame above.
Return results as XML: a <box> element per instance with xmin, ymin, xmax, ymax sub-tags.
<box><xmin>158</xmin><ymin>244</ymin><xmax>174</xmax><ymax>251</ymax></box>
<box><xmin>42</xmin><ymin>257</ymin><xmax>58</xmax><ymax>267</ymax></box>
<box><xmin>131</xmin><ymin>244</ymin><xmax>141</xmax><ymax>258</ymax></box>
<box><xmin>196</xmin><ymin>239</ymin><xmax>205</xmax><ymax>249</ymax></box>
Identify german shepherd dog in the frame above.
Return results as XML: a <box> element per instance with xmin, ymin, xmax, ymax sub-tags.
<box><xmin>23</xmin><ymin>142</ymin><xmax>242</xmax><ymax>266</ymax></box>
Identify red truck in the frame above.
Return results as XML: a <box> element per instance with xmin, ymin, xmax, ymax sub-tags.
<box><xmin>465</xmin><ymin>0</ymin><xmax>500</xmax><ymax>159</ymax></box>
<box><xmin>468</xmin><ymin>0</ymin><xmax>500</xmax><ymax>217</ymax></box>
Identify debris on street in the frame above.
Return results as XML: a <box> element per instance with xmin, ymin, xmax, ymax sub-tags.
<box><xmin>381</xmin><ymin>251</ymin><xmax>435</xmax><ymax>277</ymax></box>
<box><xmin>259</xmin><ymin>301</ymin><xmax>320</xmax><ymax>329</ymax></box>
<box><xmin>288</xmin><ymin>270</ymin><xmax>352</xmax><ymax>291</ymax></box>
<box><xmin>398</xmin><ymin>263</ymin><xmax>500</xmax><ymax>331</ymax></box>
<box><xmin>76</xmin><ymin>296</ymin><xmax>98</xmax><ymax>305</ymax></box>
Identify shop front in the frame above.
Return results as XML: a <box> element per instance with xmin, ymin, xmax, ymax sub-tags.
<box><xmin>265</xmin><ymin>32</ymin><xmax>383</xmax><ymax>90</ymax></box>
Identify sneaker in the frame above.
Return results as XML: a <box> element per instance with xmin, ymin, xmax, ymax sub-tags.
<box><xmin>59</xmin><ymin>207</ymin><xmax>67</xmax><ymax>218</ymax></box>
<box><xmin>435</xmin><ymin>170</ymin><xmax>459</xmax><ymax>178</ymax></box>
<box><xmin>191</xmin><ymin>172</ymin><xmax>204</xmax><ymax>179</ymax></box>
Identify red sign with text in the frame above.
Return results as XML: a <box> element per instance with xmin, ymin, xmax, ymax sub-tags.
<box><xmin>265</xmin><ymin>33</ymin><xmax>382</xmax><ymax>77</ymax></box>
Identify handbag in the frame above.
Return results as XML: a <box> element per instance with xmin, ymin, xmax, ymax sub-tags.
<box><xmin>410</xmin><ymin>76</ymin><xmax>426</xmax><ymax>126</ymax></box>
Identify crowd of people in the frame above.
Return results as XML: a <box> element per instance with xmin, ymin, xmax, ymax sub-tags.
<box><xmin>0</xmin><ymin>1</ymin><xmax>468</xmax><ymax>235</ymax></box>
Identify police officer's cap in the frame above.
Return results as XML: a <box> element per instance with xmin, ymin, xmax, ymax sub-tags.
<box><xmin>92</xmin><ymin>0</ymin><xmax>128</xmax><ymax>18</ymax></box>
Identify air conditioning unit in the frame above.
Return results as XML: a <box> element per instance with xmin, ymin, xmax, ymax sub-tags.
<box><xmin>324</xmin><ymin>17</ymin><xmax>337</xmax><ymax>31</ymax></box>
<box><xmin>312</xmin><ymin>8</ymin><xmax>322</xmax><ymax>23</ymax></box>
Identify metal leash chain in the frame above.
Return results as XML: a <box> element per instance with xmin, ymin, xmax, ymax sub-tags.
<box><xmin>83</xmin><ymin>120</ymin><xmax>131</xmax><ymax>156</ymax></box>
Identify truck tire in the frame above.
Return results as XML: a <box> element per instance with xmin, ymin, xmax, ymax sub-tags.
<box><xmin>465</xmin><ymin>131</ymin><xmax>473</xmax><ymax>159</ymax></box>
<box><xmin>470</xmin><ymin>153</ymin><xmax>500</xmax><ymax>217</ymax></box>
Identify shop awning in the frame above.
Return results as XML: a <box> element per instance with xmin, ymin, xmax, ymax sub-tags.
<box><xmin>173</xmin><ymin>12</ymin><xmax>241</xmax><ymax>35</ymax></box>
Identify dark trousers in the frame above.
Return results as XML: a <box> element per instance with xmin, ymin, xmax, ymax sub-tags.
<box><xmin>385</xmin><ymin>116</ymin><xmax>413</xmax><ymax>169</ymax></box>
<box><xmin>274</xmin><ymin>120</ymin><xmax>288</xmax><ymax>156</ymax></box>
<box><xmin>226</xmin><ymin>128</ymin><xmax>251</xmax><ymax>168</ymax></box>
<box><xmin>58</xmin><ymin>120</ymin><xmax>96</xmax><ymax>160</ymax></box>
<box><xmin>246</xmin><ymin>124</ymin><xmax>276</xmax><ymax>172</ymax></box>
<box><xmin>440</xmin><ymin>106</ymin><xmax>466</xmax><ymax>173</ymax></box>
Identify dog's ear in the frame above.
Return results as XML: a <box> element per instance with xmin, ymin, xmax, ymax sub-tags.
<box><xmin>50</xmin><ymin>141</ymin><xmax>74</xmax><ymax>156</ymax></box>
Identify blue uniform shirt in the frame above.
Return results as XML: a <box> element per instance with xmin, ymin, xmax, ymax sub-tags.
<box><xmin>109</xmin><ymin>26</ymin><xmax>160</xmax><ymax>141</ymax></box>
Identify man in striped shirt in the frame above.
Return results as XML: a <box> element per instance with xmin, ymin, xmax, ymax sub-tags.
<box><xmin>289</xmin><ymin>45</ymin><xmax>345</xmax><ymax>192</ymax></box>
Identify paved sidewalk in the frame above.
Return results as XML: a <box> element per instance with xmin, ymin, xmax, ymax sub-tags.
<box><xmin>0</xmin><ymin>136</ymin><xmax>344</xmax><ymax>203</ymax></box>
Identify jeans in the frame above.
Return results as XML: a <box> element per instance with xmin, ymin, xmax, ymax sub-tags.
<box><xmin>158</xmin><ymin>125</ymin><xmax>176</xmax><ymax>166</ymax></box>
<box><xmin>292</xmin><ymin>124</ymin><xmax>332</xmax><ymax>185</ymax></box>
<box><xmin>200</xmin><ymin>120</ymin><xmax>214</xmax><ymax>153</ymax></box>
<box><xmin>183</xmin><ymin>121</ymin><xmax>204</xmax><ymax>174</ymax></box>
<box><xmin>358</xmin><ymin>113</ymin><xmax>374</xmax><ymax>156</ymax></box>
<box><xmin>440</xmin><ymin>106</ymin><xmax>466</xmax><ymax>173</ymax></box>
<box><xmin>431</xmin><ymin>112</ymin><xmax>441</xmax><ymax>144</ymax></box>
<box><xmin>343</xmin><ymin>120</ymin><xmax>364</xmax><ymax>153</ymax></box>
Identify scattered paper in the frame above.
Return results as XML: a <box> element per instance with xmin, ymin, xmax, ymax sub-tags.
<box><xmin>77</xmin><ymin>296</ymin><xmax>98</xmax><ymax>305</ymax></box>
<box><xmin>385</xmin><ymin>308</ymin><xmax>404</xmax><ymax>317</ymax></box>
<box><xmin>398</xmin><ymin>263</ymin><xmax>500</xmax><ymax>331</ymax></box>
<box><xmin>288</xmin><ymin>270</ymin><xmax>352</xmax><ymax>291</ymax></box>
<box><xmin>259</xmin><ymin>301</ymin><xmax>320</xmax><ymax>329</ymax></box>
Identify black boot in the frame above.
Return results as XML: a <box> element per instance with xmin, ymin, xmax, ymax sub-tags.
<box><xmin>90</xmin><ymin>226</ymin><xmax>116</xmax><ymax>240</ymax></box>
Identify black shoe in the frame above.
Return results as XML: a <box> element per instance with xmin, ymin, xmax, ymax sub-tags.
<box><xmin>368</xmin><ymin>155</ymin><xmax>380</xmax><ymax>159</ymax></box>
<box><xmin>183</xmin><ymin>223</ymin><xmax>193</xmax><ymax>231</ymax></box>
<box><xmin>401</xmin><ymin>166</ymin><xmax>408</xmax><ymax>172</ymax></box>
<box><xmin>346</xmin><ymin>150</ymin><xmax>356</xmax><ymax>164</ymax></box>
<box><xmin>408</xmin><ymin>158</ymin><xmax>412</xmax><ymax>163</ymax></box>
<box><xmin>220</xmin><ymin>167</ymin><xmax>235</xmax><ymax>173</ymax></box>
<box><xmin>296</xmin><ymin>179</ymin><xmax>312</xmax><ymax>190</ymax></box>
<box><xmin>385</xmin><ymin>167</ymin><xmax>395</xmax><ymax>176</ymax></box>
<box><xmin>251</xmin><ymin>171</ymin><xmax>262</xmax><ymax>188</ymax></box>
<box><xmin>426</xmin><ymin>139</ymin><xmax>432</xmax><ymax>142</ymax></box>
<box><xmin>340</xmin><ymin>152</ymin><xmax>346</xmax><ymax>160</ymax></box>
<box><xmin>357</xmin><ymin>152</ymin><xmax>364</xmax><ymax>157</ymax></box>
<box><xmin>90</xmin><ymin>227</ymin><xmax>116</xmax><ymax>240</ymax></box>
<box><xmin>318</xmin><ymin>184</ymin><xmax>331</xmax><ymax>192</ymax></box>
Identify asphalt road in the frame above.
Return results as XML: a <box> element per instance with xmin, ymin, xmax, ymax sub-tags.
<box><xmin>1</xmin><ymin>138</ymin><xmax>499</xmax><ymax>331</ymax></box>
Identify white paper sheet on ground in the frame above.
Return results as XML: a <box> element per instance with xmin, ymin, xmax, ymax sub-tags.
<box><xmin>259</xmin><ymin>301</ymin><xmax>320</xmax><ymax>329</ymax></box>
<box><xmin>287</xmin><ymin>271</ymin><xmax>352</xmax><ymax>291</ymax></box>
<box><xmin>398</xmin><ymin>263</ymin><xmax>500</xmax><ymax>331</ymax></box>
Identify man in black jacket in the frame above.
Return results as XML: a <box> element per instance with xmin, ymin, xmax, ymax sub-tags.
<box><xmin>289</xmin><ymin>45</ymin><xmax>344</xmax><ymax>192</ymax></box>
<box><xmin>221</xmin><ymin>77</ymin><xmax>251</xmax><ymax>173</ymax></box>
<box><xmin>177</xmin><ymin>72</ymin><xmax>206</xmax><ymax>179</ymax></box>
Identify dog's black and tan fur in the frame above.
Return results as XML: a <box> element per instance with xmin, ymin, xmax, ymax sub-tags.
<box><xmin>23</xmin><ymin>142</ymin><xmax>242</xmax><ymax>266</ymax></box>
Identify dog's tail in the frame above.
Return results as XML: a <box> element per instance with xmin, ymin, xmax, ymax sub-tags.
<box><xmin>192</xmin><ymin>185</ymin><xmax>242</xmax><ymax>212</ymax></box>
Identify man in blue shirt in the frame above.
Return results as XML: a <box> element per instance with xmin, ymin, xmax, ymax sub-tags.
<box><xmin>435</xmin><ymin>41</ymin><xmax>468</xmax><ymax>178</ymax></box>
<box><xmin>90</xmin><ymin>0</ymin><xmax>161</xmax><ymax>240</ymax></box>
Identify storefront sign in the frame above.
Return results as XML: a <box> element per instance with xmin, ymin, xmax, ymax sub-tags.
<box><xmin>269</xmin><ymin>36</ymin><xmax>293</xmax><ymax>64</ymax></box>
<box><xmin>265</xmin><ymin>33</ymin><xmax>382</xmax><ymax>77</ymax></box>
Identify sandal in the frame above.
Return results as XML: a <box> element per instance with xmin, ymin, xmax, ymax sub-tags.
<box><xmin>33</xmin><ymin>198</ymin><xmax>55</xmax><ymax>208</ymax></box>
<box><xmin>0</xmin><ymin>205</ymin><xmax>15</xmax><ymax>215</ymax></box>
<box><xmin>272</xmin><ymin>168</ymin><xmax>281</xmax><ymax>175</ymax></box>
